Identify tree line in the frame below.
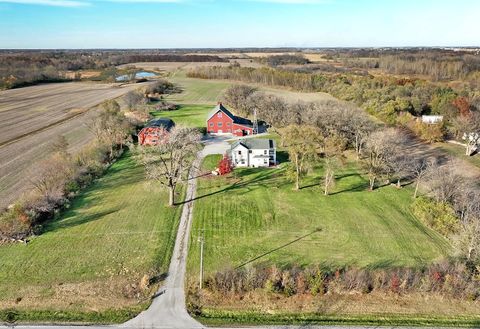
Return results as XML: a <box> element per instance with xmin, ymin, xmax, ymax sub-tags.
<box><xmin>188</xmin><ymin>65</ymin><xmax>480</xmax><ymax>143</ymax></box>
<box><xmin>341</xmin><ymin>52</ymin><xmax>480</xmax><ymax>82</ymax></box>
<box><xmin>0</xmin><ymin>51</ymin><xmax>226</xmax><ymax>89</ymax></box>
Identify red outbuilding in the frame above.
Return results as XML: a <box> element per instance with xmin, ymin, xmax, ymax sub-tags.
<box><xmin>138</xmin><ymin>118</ymin><xmax>175</xmax><ymax>146</ymax></box>
<box><xmin>206</xmin><ymin>103</ymin><xmax>254</xmax><ymax>136</ymax></box>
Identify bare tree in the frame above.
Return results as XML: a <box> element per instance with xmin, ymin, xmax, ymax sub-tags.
<box><xmin>139</xmin><ymin>127</ymin><xmax>201</xmax><ymax>206</ymax></box>
<box><xmin>390</xmin><ymin>154</ymin><xmax>410</xmax><ymax>188</ymax></box>
<box><xmin>223</xmin><ymin>84</ymin><xmax>257</xmax><ymax>117</ymax></box>
<box><xmin>29</xmin><ymin>153</ymin><xmax>75</xmax><ymax>211</ymax></box>
<box><xmin>348</xmin><ymin>108</ymin><xmax>375</xmax><ymax>159</ymax></box>
<box><xmin>362</xmin><ymin>128</ymin><xmax>406</xmax><ymax>190</ymax></box>
<box><xmin>89</xmin><ymin>100</ymin><xmax>132</xmax><ymax>159</ymax></box>
<box><xmin>281</xmin><ymin>125</ymin><xmax>323</xmax><ymax>190</ymax></box>
<box><xmin>323</xmin><ymin>157</ymin><xmax>336</xmax><ymax>196</ymax></box>
<box><xmin>426</xmin><ymin>162</ymin><xmax>464</xmax><ymax>204</ymax></box>
<box><xmin>124</xmin><ymin>90</ymin><xmax>147</xmax><ymax>111</ymax></box>
<box><xmin>256</xmin><ymin>93</ymin><xmax>288</xmax><ymax>129</ymax></box>
<box><xmin>452</xmin><ymin>187</ymin><xmax>480</xmax><ymax>262</ymax></box>
<box><xmin>411</xmin><ymin>158</ymin><xmax>435</xmax><ymax>198</ymax></box>
<box><xmin>322</xmin><ymin>134</ymin><xmax>345</xmax><ymax>195</ymax></box>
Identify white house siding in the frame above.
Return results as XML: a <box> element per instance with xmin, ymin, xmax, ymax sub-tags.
<box><xmin>250</xmin><ymin>149</ymin><xmax>270</xmax><ymax>167</ymax></box>
<box><xmin>230</xmin><ymin>142</ymin><xmax>276</xmax><ymax>168</ymax></box>
<box><xmin>231</xmin><ymin>144</ymin><xmax>250</xmax><ymax>167</ymax></box>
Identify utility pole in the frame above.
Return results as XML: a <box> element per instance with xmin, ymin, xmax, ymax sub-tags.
<box><xmin>252</xmin><ymin>108</ymin><xmax>258</xmax><ymax>135</ymax></box>
<box><xmin>198</xmin><ymin>230</ymin><xmax>204</xmax><ymax>289</ymax></box>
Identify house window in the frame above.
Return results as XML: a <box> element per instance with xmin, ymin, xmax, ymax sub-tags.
<box><xmin>217</xmin><ymin>112</ymin><xmax>222</xmax><ymax>118</ymax></box>
<box><xmin>264</xmin><ymin>159</ymin><xmax>268</xmax><ymax>164</ymax></box>
<box><xmin>249</xmin><ymin>150</ymin><xmax>252</xmax><ymax>153</ymax></box>
<box><xmin>238</xmin><ymin>150</ymin><xmax>242</xmax><ymax>155</ymax></box>
<box><xmin>226</xmin><ymin>122</ymin><xmax>231</xmax><ymax>126</ymax></box>
<box><xmin>264</xmin><ymin>150</ymin><xmax>268</xmax><ymax>155</ymax></box>
<box><xmin>209</xmin><ymin>122</ymin><xmax>214</xmax><ymax>127</ymax></box>
<box><xmin>241</xmin><ymin>160</ymin><xmax>245</xmax><ymax>164</ymax></box>
<box><xmin>218</xmin><ymin>122</ymin><xmax>222</xmax><ymax>127</ymax></box>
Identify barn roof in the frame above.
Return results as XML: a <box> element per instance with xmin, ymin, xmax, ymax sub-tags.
<box><xmin>231</xmin><ymin>138</ymin><xmax>275</xmax><ymax>150</ymax></box>
<box><xmin>207</xmin><ymin>103</ymin><xmax>253</xmax><ymax>126</ymax></box>
<box><xmin>146</xmin><ymin>118</ymin><xmax>175</xmax><ymax>130</ymax></box>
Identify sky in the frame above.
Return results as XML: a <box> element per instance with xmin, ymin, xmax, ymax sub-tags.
<box><xmin>0</xmin><ymin>0</ymin><xmax>479</xmax><ymax>49</ymax></box>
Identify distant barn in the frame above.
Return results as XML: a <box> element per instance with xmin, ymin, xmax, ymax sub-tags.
<box><xmin>206</xmin><ymin>103</ymin><xmax>254</xmax><ymax>136</ymax></box>
<box><xmin>138</xmin><ymin>118</ymin><xmax>175</xmax><ymax>146</ymax></box>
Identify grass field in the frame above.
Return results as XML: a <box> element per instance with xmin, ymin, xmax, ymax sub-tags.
<box><xmin>187</xmin><ymin>154</ymin><xmax>450</xmax><ymax>277</ymax></box>
<box><xmin>167</xmin><ymin>73</ymin><xmax>231</xmax><ymax>104</ymax></box>
<box><xmin>0</xmin><ymin>151</ymin><xmax>182</xmax><ymax>317</ymax></box>
<box><xmin>167</xmin><ymin>72</ymin><xmax>336</xmax><ymax>105</ymax></box>
<box><xmin>152</xmin><ymin>104</ymin><xmax>212</xmax><ymax>131</ymax></box>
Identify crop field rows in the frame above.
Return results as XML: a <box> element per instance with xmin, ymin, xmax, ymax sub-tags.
<box><xmin>0</xmin><ymin>81</ymin><xmax>151</xmax><ymax>209</ymax></box>
<box><xmin>0</xmin><ymin>82</ymin><xmax>148</xmax><ymax>145</ymax></box>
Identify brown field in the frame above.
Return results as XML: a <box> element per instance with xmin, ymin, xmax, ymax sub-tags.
<box><xmin>119</xmin><ymin>60</ymin><xmax>264</xmax><ymax>74</ymax></box>
<box><xmin>117</xmin><ymin>61</ymin><xmax>231</xmax><ymax>74</ymax></box>
<box><xmin>0</xmin><ymin>82</ymin><xmax>147</xmax><ymax>146</ymax></box>
<box><xmin>0</xmin><ymin>81</ymin><xmax>151</xmax><ymax>209</ymax></box>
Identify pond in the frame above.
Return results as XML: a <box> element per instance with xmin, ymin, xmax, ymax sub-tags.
<box><xmin>116</xmin><ymin>71</ymin><xmax>156</xmax><ymax>82</ymax></box>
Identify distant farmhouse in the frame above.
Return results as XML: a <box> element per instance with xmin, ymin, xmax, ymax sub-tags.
<box><xmin>207</xmin><ymin>103</ymin><xmax>254</xmax><ymax>136</ymax></box>
<box><xmin>138</xmin><ymin>118</ymin><xmax>175</xmax><ymax>146</ymax></box>
<box><xmin>231</xmin><ymin>139</ymin><xmax>276</xmax><ymax>168</ymax></box>
<box><xmin>422</xmin><ymin>115</ymin><xmax>444</xmax><ymax>124</ymax></box>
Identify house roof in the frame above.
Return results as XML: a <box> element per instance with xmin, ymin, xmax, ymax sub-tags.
<box><xmin>146</xmin><ymin>118</ymin><xmax>175</xmax><ymax>130</ymax></box>
<box><xmin>231</xmin><ymin>138</ymin><xmax>276</xmax><ymax>150</ymax></box>
<box><xmin>207</xmin><ymin>103</ymin><xmax>253</xmax><ymax>127</ymax></box>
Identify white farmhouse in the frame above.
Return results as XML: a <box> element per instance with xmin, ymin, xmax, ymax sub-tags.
<box><xmin>230</xmin><ymin>139</ymin><xmax>276</xmax><ymax>168</ymax></box>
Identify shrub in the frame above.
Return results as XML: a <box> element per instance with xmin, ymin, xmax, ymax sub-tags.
<box><xmin>412</xmin><ymin>197</ymin><xmax>459</xmax><ymax>236</ymax></box>
<box><xmin>410</xmin><ymin>120</ymin><xmax>445</xmax><ymax>143</ymax></box>
<box><xmin>218</xmin><ymin>154</ymin><xmax>234</xmax><ymax>175</ymax></box>
<box><xmin>0</xmin><ymin>204</ymin><xmax>32</xmax><ymax>241</ymax></box>
<box><xmin>305</xmin><ymin>267</ymin><xmax>325</xmax><ymax>296</ymax></box>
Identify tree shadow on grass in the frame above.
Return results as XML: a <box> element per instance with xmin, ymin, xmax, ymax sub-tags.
<box><xmin>180</xmin><ymin>170</ymin><xmax>277</xmax><ymax>204</ymax></box>
<box><xmin>235</xmin><ymin>229</ymin><xmax>322</xmax><ymax>269</ymax></box>
<box><xmin>42</xmin><ymin>207</ymin><xmax>122</xmax><ymax>233</ymax></box>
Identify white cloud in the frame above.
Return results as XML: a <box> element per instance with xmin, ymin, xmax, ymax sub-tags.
<box><xmin>0</xmin><ymin>0</ymin><xmax>87</xmax><ymax>6</ymax></box>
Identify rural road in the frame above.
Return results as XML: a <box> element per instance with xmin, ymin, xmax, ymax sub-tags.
<box><xmin>1</xmin><ymin>136</ymin><xmax>455</xmax><ymax>329</ymax></box>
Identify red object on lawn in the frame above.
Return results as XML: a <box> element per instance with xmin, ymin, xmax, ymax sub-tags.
<box><xmin>218</xmin><ymin>153</ymin><xmax>234</xmax><ymax>175</ymax></box>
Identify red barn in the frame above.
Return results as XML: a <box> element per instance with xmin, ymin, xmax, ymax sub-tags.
<box><xmin>206</xmin><ymin>103</ymin><xmax>254</xmax><ymax>136</ymax></box>
<box><xmin>138</xmin><ymin>118</ymin><xmax>175</xmax><ymax>146</ymax></box>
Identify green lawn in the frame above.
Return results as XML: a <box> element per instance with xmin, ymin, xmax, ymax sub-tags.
<box><xmin>152</xmin><ymin>104</ymin><xmax>212</xmax><ymax>131</ymax></box>
<box><xmin>187</xmin><ymin>154</ymin><xmax>450</xmax><ymax>277</ymax></box>
<box><xmin>0</xmin><ymin>151</ymin><xmax>182</xmax><ymax>316</ymax></box>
